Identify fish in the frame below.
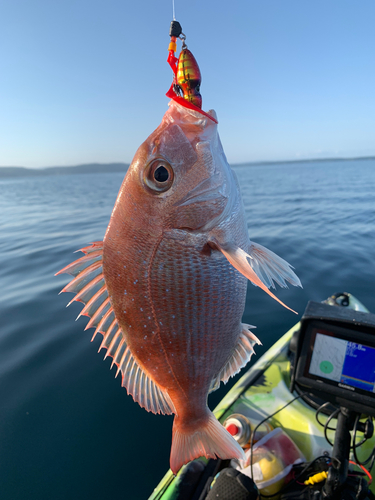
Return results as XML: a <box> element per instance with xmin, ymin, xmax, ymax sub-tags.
<box><xmin>57</xmin><ymin>98</ymin><xmax>301</xmax><ymax>474</ymax></box>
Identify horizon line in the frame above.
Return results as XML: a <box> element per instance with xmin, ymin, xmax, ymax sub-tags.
<box><xmin>0</xmin><ymin>154</ymin><xmax>374</xmax><ymax>173</ymax></box>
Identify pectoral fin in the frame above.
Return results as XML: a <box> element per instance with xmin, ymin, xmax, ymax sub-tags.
<box><xmin>215</xmin><ymin>241</ymin><xmax>299</xmax><ymax>314</ymax></box>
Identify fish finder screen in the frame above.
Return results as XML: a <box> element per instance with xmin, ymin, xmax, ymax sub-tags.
<box><xmin>308</xmin><ymin>330</ymin><xmax>375</xmax><ymax>394</ymax></box>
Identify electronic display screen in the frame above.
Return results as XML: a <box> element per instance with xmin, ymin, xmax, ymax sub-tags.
<box><xmin>291</xmin><ymin>301</ymin><xmax>375</xmax><ymax>416</ymax></box>
<box><xmin>307</xmin><ymin>328</ymin><xmax>375</xmax><ymax>395</ymax></box>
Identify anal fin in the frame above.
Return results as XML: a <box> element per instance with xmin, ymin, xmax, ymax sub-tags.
<box><xmin>210</xmin><ymin>324</ymin><xmax>261</xmax><ymax>392</ymax></box>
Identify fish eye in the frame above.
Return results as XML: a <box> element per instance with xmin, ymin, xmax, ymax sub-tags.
<box><xmin>144</xmin><ymin>159</ymin><xmax>174</xmax><ymax>193</ymax></box>
<box><xmin>154</xmin><ymin>165</ymin><xmax>169</xmax><ymax>182</ymax></box>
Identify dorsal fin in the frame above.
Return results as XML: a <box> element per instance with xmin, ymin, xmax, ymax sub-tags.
<box><xmin>57</xmin><ymin>243</ymin><xmax>175</xmax><ymax>415</ymax></box>
<box><xmin>210</xmin><ymin>323</ymin><xmax>261</xmax><ymax>393</ymax></box>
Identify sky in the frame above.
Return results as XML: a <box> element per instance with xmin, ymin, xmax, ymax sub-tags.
<box><xmin>1</xmin><ymin>0</ymin><xmax>374</xmax><ymax>168</ymax></box>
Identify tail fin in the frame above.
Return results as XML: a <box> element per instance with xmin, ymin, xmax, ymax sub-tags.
<box><xmin>170</xmin><ymin>410</ymin><xmax>245</xmax><ymax>474</ymax></box>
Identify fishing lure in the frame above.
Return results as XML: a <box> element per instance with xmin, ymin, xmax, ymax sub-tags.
<box><xmin>166</xmin><ymin>20</ymin><xmax>217</xmax><ymax>123</ymax></box>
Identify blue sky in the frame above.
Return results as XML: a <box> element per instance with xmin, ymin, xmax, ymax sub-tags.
<box><xmin>1</xmin><ymin>0</ymin><xmax>374</xmax><ymax>168</ymax></box>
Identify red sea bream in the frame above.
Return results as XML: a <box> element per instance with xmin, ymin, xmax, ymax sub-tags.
<box><xmin>57</xmin><ymin>99</ymin><xmax>301</xmax><ymax>473</ymax></box>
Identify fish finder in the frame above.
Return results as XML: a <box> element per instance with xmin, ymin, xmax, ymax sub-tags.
<box><xmin>290</xmin><ymin>301</ymin><xmax>375</xmax><ymax>417</ymax></box>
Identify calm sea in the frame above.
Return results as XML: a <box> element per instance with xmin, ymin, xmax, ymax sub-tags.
<box><xmin>1</xmin><ymin>158</ymin><xmax>374</xmax><ymax>499</ymax></box>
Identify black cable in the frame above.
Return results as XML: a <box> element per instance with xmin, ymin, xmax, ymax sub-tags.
<box><xmin>316</xmin><ymin>402</ymin><xmax>339</xmax><ymax>431</ymax></box>
<box><xmin>323</xmin><ymin>408</ymin><xmax>340</xmax><ymax>447</ymax></box>
<box><xmin>352</xmin><ymin>415</ymin><xmax>375</xmax><ymax>468</ymax></box>
<box><xmin>353</xmin><ymin>442</ymin><xmax>375</xmax><ymax>469</ymax></box>
<box><xmin>288</xmin><ymin>455</ymin><xmax>331</xmax><ymax>491</ymax></box>
<box><xmin>353</xmin><ymin>414</ymin><xmax>368</xmax><ymax>449</ymax></box>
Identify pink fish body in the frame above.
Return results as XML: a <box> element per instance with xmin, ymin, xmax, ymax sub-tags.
<box><xmin>58</xmin><ymin>100</ymin><xmax>301</xmax><ymax>473</ymax></box>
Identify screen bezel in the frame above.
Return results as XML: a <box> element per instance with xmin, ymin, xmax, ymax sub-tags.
<box><xmin>295</xmin><ymin>319</ymin><xmax>375</xmax><ymax>415</ymax></box>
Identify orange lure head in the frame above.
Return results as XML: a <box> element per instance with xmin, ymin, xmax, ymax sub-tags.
<box><xmin>176</xmin><ymin>48</ymin><xmax>202</xmax><ymax>109</ymax></box>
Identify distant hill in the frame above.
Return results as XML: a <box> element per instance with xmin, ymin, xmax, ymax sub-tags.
<box><xmin>0</xmin><ymin>163</ymin><xmax>129</xmax><ymax>179</ymax></box>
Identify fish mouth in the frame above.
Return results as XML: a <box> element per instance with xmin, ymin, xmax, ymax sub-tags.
<box><xmin>174</xmin><ymin>174</ymin><xmax>225</xmax><ymax>207</ymax></box>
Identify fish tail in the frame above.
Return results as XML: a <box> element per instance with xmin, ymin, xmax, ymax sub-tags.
<box><xmin>170</xmin><ymin>409</ymin><xmax>245</xmax><ymax>474</ymax></box>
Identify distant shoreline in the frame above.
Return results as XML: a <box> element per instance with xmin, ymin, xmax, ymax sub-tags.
<box><xmin>0</xmin><ymin>156</ymin><xmax>374</xmax><ymax>179</ymax></box>
<box><xmin>231</xmin><ymin>155</ymin><xmax>375</xmax><ymax>168</ymax></box>
<box><xmin>0</xmin><ymin>163</ymin><xmax>130</xmax><ymax>179</ymax></box>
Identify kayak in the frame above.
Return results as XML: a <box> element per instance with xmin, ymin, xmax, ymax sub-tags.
<box><xmin>149</xmin><ymin>293</ymin><xmax>375</xmax><ymax>500</ymax></box>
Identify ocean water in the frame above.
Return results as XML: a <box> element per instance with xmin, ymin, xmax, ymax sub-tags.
<box><xmin>1</xmin><ymin>158</ymin><xmax>374</xmax><ymax>499</ymax></box>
